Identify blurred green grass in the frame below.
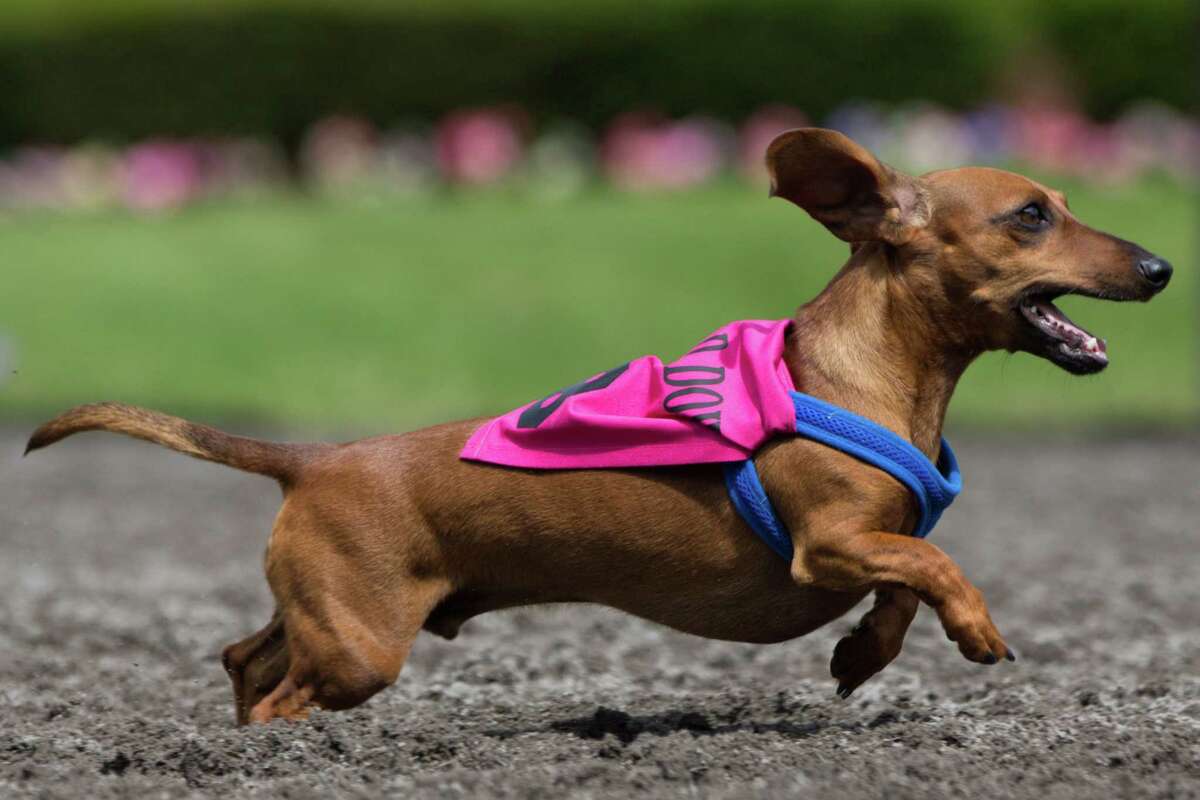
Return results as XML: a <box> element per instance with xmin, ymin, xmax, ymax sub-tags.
<box><xmin>0</xmin><ymin>179</ymin><xmax>1194</xmax><ymax>433</ymax></box>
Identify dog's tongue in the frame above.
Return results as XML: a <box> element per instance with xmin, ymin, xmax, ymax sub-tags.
<box><xmin>1028</xmin><ymin>299</ymin><xmax>1107</xmax><ymax>356</ymax></box>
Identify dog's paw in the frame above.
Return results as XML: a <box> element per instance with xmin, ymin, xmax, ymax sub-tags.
<box><xmin>937</xmin><ymin>589</ymin><xmax>1015</xmax><ymax>665</ymax></box>
<box><xmin>829</xmin><ymin>620</ymin><xmax>900</xmax><ymax>699</ymax></box>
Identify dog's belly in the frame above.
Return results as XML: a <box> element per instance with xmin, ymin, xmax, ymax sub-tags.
<box><xmin>425</xmin><ymin>575</ymin><xmax>866</xmax><ymax>645</ymax></box>
<box><xmin>603</xmin><ymin>582</ymin><xmax>867</xmax><ymax>644</ymax></box>
<box><xmin>562</xmin><ymin>534</ymin><xmax>868</xmax><ymax>644</ymax></box>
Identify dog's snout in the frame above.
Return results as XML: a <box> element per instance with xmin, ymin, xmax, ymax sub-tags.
<box><xmin>1137</xmin><ymin>256</ymin><xmax>1173</xmax><ymax>289</ymax></box>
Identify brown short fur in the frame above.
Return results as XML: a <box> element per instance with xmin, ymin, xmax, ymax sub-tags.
<box><xmin>26</xmin><ymin>129</ymin><xmax>1172</xmax><ymax>724</ymax></box>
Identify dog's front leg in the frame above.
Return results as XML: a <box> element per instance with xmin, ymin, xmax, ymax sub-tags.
<box><xmin>829</xmin><ymin>587</ymin><xmax>919</xmax><ymax>698</ymax></box>
<box><xmin>795</xmin><ymin>531</ymin><xmax>1013</xmax><ymax>665</ymax></box>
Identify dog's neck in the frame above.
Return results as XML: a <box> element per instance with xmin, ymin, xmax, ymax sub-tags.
<box><xmin>787</xmin><ymin>245</ymin><xmax>977</xmax><ymax>459</ymax></box>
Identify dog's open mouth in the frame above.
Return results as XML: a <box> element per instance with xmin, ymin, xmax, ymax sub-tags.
<box><xmin>1018</xmin><ymin>293</ymin><xmax>1108</xmax><ymax>374</ymax></box>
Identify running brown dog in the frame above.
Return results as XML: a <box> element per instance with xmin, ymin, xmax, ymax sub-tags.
<box><xmin>26</xmin><ymin>128</ymin><xmax>1173</xmax><ymax>725</ymax></box>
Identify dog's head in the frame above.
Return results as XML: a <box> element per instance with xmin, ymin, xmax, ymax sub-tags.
<box><xmin>766</xmin><ymin>128</ymin><xmax>1172</xmax><ymax>374</ymax></box>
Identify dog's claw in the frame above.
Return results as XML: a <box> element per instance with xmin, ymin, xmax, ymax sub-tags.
<box><xmin>836</xmin><ymin>683</ymin><xmax>854</xmax><ymax>700</ymax></box>
<box><xmin>1005</xmin><ymin>648</ymin><xmax>1016</xmax><ymax>662</ymax></box>
<box><xmin>982</xmin><ymin>653</ymin><xmax>998</xmax><ymax>665</ymax></box>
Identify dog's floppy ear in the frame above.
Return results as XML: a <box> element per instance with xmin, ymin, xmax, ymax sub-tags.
<box><xmin>766</xmin><ymin>128</ymin><xmax>929</xmax><ymax>246</ymax></box>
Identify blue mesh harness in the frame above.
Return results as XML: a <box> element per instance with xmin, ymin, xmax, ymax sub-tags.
<box><xmin>722</xmin><ymin>391</ymin><xmax>962</xmax><ymax>561</ymax></box>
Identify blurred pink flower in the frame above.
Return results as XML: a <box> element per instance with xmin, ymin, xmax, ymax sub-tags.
<box><xmin>1010</xmin><ymin>106</ymin><xmax>1093</xmax><ymax>174</ymax></box>
<box><xmin>123</xmin><ymin>141</ymin><xmax>203</xmax><ymax>211</ymax></box>
<box><xmin>1009</xmin><ymin>105</ymin><xmax>1155</xmax><ymax>181</ymax></box>
<box><xmin>603</xmin><ymin>114</ymin><xmax>728</xmax><ymax>191</ymax></box>
<box><xmin>1077</xmin><ymin>126</ymin><xmax>1135</xmax><ymax>183</ymax></box>
<box><xmin>738</xmin><ymin>105</ymin><xmax>808</xmax><ymax>180</ymax></box>
<box><xmin>435</xmin><ymin>108</ymin><xmax>524</xmax><ymax>184</ymax></box>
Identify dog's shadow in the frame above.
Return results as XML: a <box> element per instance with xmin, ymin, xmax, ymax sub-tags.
<box><xmin>488</xmin><ymin>705</ymin><xmax>828</xmax><ymax>745</ymax></box>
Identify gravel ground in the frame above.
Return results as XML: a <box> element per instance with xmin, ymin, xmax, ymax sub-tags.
<box><xmin>1</xmin><ymin>427</ymin><xmax>1198</xmax><ymax>799</ymax></box>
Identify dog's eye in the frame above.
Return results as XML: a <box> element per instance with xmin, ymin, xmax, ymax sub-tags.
<box><xmin>1016</xmin><ymin>203</ymin><xmax>1050</xmax><ymax>230</ymax></box>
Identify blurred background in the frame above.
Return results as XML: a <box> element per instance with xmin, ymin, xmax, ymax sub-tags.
<box><xmin>0</xmin><ymin>0</ymin><xmax>1195</xmax><ymax>433</ymax></box>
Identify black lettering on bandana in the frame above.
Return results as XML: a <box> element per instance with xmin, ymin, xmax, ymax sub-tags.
<box><xmin>662</xmin><ymin>332</ymin><xmax>731</xmax><ymax>431</ymax></box>
<box><xmin>690</xmin><ymin>411</ymin><xmax>722</xmax><ymax>430</ymax></box>
<box><xmin>662</xmin><ymin>365</ymin><xmax>726</xmax><ymax>386</ymax></box>
<box><xmin>517</xmin><ymin>363</ymin><xmax>631</xmax><ymax>429</ymax></box>
<box><xmin>688</xmin><ymin>333</ymin><xmax>729</xmax><ymax>354</ymax></box>
<box><xmin>662</xmin><ymin>367</ymin><xmax>726</xmax><ymax>430</ymax></box>
<box><xmin>663</xmin><ymin>387</ymin><xmax>724</xmax><ymax>413</ymax></box>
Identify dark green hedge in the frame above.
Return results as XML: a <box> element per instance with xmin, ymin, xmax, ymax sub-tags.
<box><xmin>0</xmin><ymin>0</ymin><xmax>1192</xmax><ymax>149</ymax></box>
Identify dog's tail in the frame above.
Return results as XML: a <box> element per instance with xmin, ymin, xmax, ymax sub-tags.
<box><xmin>25</xmin><ymin>402</ymin><xmax>326</xmax><ymax>485</ymax></box>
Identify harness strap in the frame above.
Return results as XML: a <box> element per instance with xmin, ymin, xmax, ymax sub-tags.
<box><xmin>723</xmin><ymin>391</ymin><xmax>962</xmax><ymax>562</ymax></box>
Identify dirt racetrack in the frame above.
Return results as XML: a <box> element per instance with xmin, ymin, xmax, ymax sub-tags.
<box><xmin>2</xmin><ymin>427</ymin><xmax>1198</xmax><ymax>798</ymax></box>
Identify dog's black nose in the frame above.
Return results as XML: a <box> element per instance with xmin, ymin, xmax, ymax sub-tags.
<box><xmin>1137</xmin><ymin>256</ymin><xmax>1173</xmax><ymax>288</ymax></box>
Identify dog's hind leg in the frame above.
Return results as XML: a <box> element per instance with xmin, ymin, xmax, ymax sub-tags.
<box><xmin>828</xmin><ymin>587</ymin><xmax>919</xmax><ymax>699</ymax></box>
<box><xmin>245</xmin><ymin>576</ymin><xmax>448</xmax><ymax>724</ymax></box>
<box><xmin>238</xmin><ymin>477</ymin><xmax>454</xmax><ymax>724</ymax></box>
<box><xmin>222</xmin><ymin>611</ymin><xmax>289</xmax><ymax>725</ymax></box>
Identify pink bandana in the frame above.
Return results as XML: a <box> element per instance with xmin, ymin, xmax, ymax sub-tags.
<box><xmin>460</xmin><ymin>319</ymin><xmax>797</xmax><ymax>469</ymax></box>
